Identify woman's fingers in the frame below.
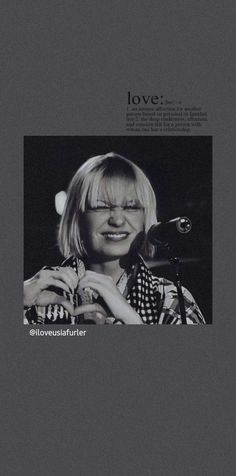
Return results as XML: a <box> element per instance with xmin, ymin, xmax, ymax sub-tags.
<box><xmin>73</xmin><ymin>303</ymin><xmax>107</xmax><ymax>325</ymax></box>
<box><xmin>79</xmin><ymin>274</ymin><xmax>113</xmax><ymax>292</ymax></box>
<box><xmin>79</xmin><ymin>279</ymin><xmax>100</xmax><ymax>291</ymax></box>
<box><xmin>80</xmin><ymin>271</ymin><xmax>113</xmax><ymax>284</ymax></box>
<box><xmin>73</xmin><ymin>302</ymin><xmax>106</xmax><ymax>316</ymax></box>
<box><xmin>104</xmin><ymin>317</ymin><xmax>116</xmax><ymax>325</ymax></box>
<box><xmin>46</xmin><ymin>277</ymin><xmax>71</xmax><ymax>294</ymax></box>
<box><xmin>24</xmin><ymin>266</ymin><xmax>79</xmax><ymax>308</ymax></box>
<box><xmin>60</xmin><ymin>267</ymin><xmax>79</xmax><ymax>290</ymax></box>
<box><xmin>36</xmin><ymin>290</ymin><xmax>75</xmax><ymax>314</ymax></box>
<box><xmin>38</xmin><ymin>267</ymin><xmax>78</xmax><ymax>293</ymax></box>
<box><xmin>50</xmin><ymin>269</ymin><xmax>78</xmax><ymax>292</ymax></box>
<box><xmin>93</xmin><ymin>313</ymin><xmax>107</xmax><ymax>325</ymax></box>
<box><xmin>78</xmin><ymin>277</ymin><xmax>119</xmax><ymax>303</ymax></box>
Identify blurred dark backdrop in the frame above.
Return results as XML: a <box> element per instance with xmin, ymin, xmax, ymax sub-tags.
<box><xmin>24</xmin><ymin>136</ymin><xmax>212</xmax><ymax>323</ymax></box>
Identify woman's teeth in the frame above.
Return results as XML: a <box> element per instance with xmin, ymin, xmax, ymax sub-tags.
<box><xmin>103</xmin><ymin>233</ymin><xmax>128</xmax><ymax>241</ymax></box>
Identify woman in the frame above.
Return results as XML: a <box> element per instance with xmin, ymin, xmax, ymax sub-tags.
<box><xmin>24</xmin><ymin>152</ymin><xmax>205</xmax><ymax>325</ymax></box>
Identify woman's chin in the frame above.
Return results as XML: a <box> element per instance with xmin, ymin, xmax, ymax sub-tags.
<box><xmin>87</xmin><ymin>246</ymin><xmax>131</xmax><ymax>262</ymax></box>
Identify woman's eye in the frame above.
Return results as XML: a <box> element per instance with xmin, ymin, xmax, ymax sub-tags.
<box><xmin>87</xmin><ymin>204</ymin><xmax>142</xmax><ymax>212</ymax></box>
<box><xmin>94</xmin><ymin>205</ymin><xmax>109</xmax><ymax>211</ymax></box>
<box><xmin>124</xmin><ymin>205</ymin><xmax>141</xmax><ymax>211</ymax></box>
<box><xmin>87</xmin><ymin>205</ymin><xmax>109</xmax><ymax>212</ymax></box>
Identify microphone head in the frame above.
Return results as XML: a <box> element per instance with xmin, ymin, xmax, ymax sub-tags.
<box><xmin>175</xmin><ymin>217</ymin><xmax>192</xmax><ymax>234</ymax></box>
<box><xmin>147</xmin><ymin>217</ymin><xmax>192</xmax><ymax>245</ymax></box>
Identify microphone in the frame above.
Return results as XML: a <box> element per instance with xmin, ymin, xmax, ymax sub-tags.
<box><xmin>147</xmin><ymin>217</ymin><xmax>192</xmax><ymax>244</ymax></box>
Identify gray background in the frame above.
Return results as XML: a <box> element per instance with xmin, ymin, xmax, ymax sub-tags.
<box><xmin>1</xmin><ymin>2</ymin><xmax>235</xmax><ymax>475</ymax></box>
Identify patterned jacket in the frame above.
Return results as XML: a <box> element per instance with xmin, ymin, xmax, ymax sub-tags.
<box><xmin>25</xmin><ymin>256</ymin><xmax>205</xmax><ymax>325</ymax></box>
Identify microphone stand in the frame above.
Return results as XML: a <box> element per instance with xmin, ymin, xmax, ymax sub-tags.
<box><xmin>168</xmin><ymin>252</ymin><xmax>187</xmax><ymax>325</ymax></box>
<box><xmin>154</xmin><ymin>240</ymin><xmax>187</xmax><ymax>325</ymax></box>
<box><xmin>148</xmin><ymin>217</ymin><xmax>193</xmax><ymax>324</ymax></box>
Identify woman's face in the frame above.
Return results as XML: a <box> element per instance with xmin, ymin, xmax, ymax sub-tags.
<box><xmin>82</xmin><ymin>183</ymin><xmax>145</xmax><ymax>261</ymax></box>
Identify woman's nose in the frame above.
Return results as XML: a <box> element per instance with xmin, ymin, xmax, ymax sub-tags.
<box><xmin>108</xmin><ymin>207</ymin><xmax>126</xmax><ymax>226</ymax></box>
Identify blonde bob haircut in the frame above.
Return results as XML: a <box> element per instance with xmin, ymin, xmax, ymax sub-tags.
<box><xmin>58</xmin><ymin>152</ymin><xmax>158</xmax><ymax>259</ymax></box>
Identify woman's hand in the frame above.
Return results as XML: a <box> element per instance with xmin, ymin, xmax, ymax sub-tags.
<box><xmin>23</xmin><ymin>267</ymin><xmax>78</xmax><ymax>314</ymax></box>
<box><xmin>76</xmin><ymin>271</ymin><xmax>143</xmax><ymax>325</ymax></box>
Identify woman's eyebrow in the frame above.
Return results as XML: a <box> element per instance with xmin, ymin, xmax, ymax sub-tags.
<box><xmin>97</xmin><ymin>198</ymin><xmax>138</xmax><ymax>204</ymax></box>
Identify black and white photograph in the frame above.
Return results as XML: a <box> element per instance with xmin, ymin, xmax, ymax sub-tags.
<box><xmin>24</xmin><ymin>136</ymin><xmax>212</xmax><ymax>325</ymax></box>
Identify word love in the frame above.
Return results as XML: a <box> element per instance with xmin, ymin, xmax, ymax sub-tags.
<box><xmin>128</xmin><ymin>91</ymin><xmax>163</xmax><ymax>106</ymax></box>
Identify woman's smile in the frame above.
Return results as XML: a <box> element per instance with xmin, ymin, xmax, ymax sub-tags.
<box><xmin>101</xmin><ymin>231</ymin><xmax>130</xmax><ymax>241</ymax></box>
